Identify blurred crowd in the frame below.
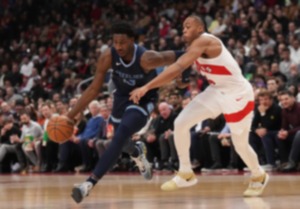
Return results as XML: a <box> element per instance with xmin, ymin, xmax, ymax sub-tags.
<box><xmin>1</xmin><ymin>0</ymin><xmax>300</xmax><ymax>174</ymax></box>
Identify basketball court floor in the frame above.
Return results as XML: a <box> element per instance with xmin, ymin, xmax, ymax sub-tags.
<box><xmin>0</xmin><ymin>171</ymin><xmax>299</xmax><ymax>209</ymax></box>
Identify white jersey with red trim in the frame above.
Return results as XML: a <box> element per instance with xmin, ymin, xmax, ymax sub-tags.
<box><xmin>194</xmin><ymin>33</ymin><xmax>248</xmax><ymax>94</ymax></box>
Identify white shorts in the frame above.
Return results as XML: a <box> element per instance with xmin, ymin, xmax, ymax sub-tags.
<box><xmin>194</xmin><ymin>84</ymin><xmax>254</xmax><ymax>134</ymax></box>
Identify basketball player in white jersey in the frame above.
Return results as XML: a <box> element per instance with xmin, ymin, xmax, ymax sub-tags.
<box><xmin>130</xmin><ymin>15</ymin><xmax>269</xmax><ymax>197</ymax></box>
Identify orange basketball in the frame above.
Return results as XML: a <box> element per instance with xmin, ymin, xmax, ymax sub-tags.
<box><xmin>47</xmin><ymin>116</ymin><xmax>74</xmax><ymax>144</ymax></box>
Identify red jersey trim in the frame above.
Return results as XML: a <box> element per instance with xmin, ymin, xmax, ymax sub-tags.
<box><xmin>195</xmin><ymin>61</ymin><xmax>232</xmax><ymax>75</ymax></box>
<box><xmin>224</xmin><ymin>101</ymin><xmax>254</xmax><ymax>123</ymax></box>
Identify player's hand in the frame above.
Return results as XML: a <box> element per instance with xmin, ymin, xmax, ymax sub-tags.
<box><xmin>60</xmin><ymin>114</ymin><xmax>75</xmax><ymax>126</ymax></box>
<box><xmin>129</xmin><ymin>86</ymin><xmax>149</xmax><ymax>104</ymax></box>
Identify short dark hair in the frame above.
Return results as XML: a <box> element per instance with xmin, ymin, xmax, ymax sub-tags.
<box><xmin>278</xmin><ymin>90</ymin><xmax>294</xmax><ymax>97</ymax></box>
<box><xmin>257</xmin><ymin>89</ymin><xmax>273</xmax><ymax>99</ymax></box>
<box><xmin>111</xmin><ymin>22</ymin><xmax>135</xmax><ymax>38</ymax></box>
<box><xmin>19</xmin><ymin>109</ymin><xmax>32</xmax><ymax>117</ymax></box>
<box><xmin>187</xmin><ymin>14</ymin><xmax>207</xmax><ymax>32</ymax></box>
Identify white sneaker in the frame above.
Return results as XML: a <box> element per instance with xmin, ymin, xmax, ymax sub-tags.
<box><xmin>71</xmin><ymin>181</ymin><xmax>93</xmax><ymax>203</ymax></box>
<box><xmin>161</xmin><ymin>172</ymin><xmax>198</xmax><ymax>191</ymax></box>
<box><xmin>131</xmin><ymin>141</ymin><xmax>153</xmax><ymax>180</ymax></box>
<box><xmin>243</xmin><ymin>172</ymin><xmax>269</xmax><ymax>197</ymax></box>
<box><xmin>11</xmin><ymin>162</ymin><xmax>20</xmax><ymax>172</ymax></box>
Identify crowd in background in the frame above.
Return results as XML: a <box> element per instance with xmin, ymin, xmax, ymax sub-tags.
<box><xmin>1</xmin><ymin>0</ymin><xmax>300</xmax><ymax>174</ymax></box>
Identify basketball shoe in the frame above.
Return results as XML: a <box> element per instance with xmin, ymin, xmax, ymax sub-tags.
<box><xmin>243</xmin><ymin>171</ymin><xmax>269</xmax><ymax>197</ymax></box>
<box><xmin>131</xmin><ymin>141</ymin><xmax>153</xmax><ymax>180</ymax></box>
<box><xmin>71</xmin><ymin>181</ymin><xmax>93</xmax><ymax>203</ymax></box>
<box><xmin>161</xmin><ymin>171</ymin><xmax>198</xmax><ymax>191</ymax></box>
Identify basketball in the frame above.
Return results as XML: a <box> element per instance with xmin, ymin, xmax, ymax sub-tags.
<box><xmin>47</xmin><ymin>116</ymin><xmax>74</xmax><ymax>144</ymax></box>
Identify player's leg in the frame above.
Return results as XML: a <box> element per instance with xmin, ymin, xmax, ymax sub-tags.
<box><xmin>111</xmin><ymin>113</ymin><xmax>153</xmax><ymax>178</ymax></box>
<box><xmin>229</xmin><ymin>117</ymin><xmax>269</xmax><ymax>197</ymax></box>
<box><xmin>71</xmin><ymin>108</ymin><xmax>148</xmax><ymax>203</ymax></box>
<box><xmin>161</xmin><ymin>90</ymin><xmax>222</xmax><ymax>191</ymax></box>
<box><xmin>121</xmin><ymin>106</ymin><xmax>153</xmax><ymax>180</ymax></box>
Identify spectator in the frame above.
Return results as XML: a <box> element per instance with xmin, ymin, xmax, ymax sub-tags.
<box><xmin>20</xmin><ymin>111</ymin><xmax>44</xmax><ymax>172</ymax></box>
<box><xmin>279</xmin><ymin>48</ymin><xmax>292</xmax><ymax>79</ymax></box>
<box><xmin>193</xmin><ymin>115</ymin><xmax>225</xmax><ymax>171</ymax></box>
<box><xmin>207</xmin><ymin>123</ymin><xmax>240</xmax><ymax>170</ymax></box>
<box><xmin>277</xmin><ymin>90</ymin><xmax>300</xmax><ymax>165</ymax></box>
<box><xmin>20</xmin><ymin>55</ymin><xmax>34</xmax><ymax>78</ymax></box>
<box><xmin>289</xmin><ymin>37</ymin><xmax>300</xmax><ymax>65</ymax></box>
<box><xmin>5</xmin><ymin>86</ymin><xmax>23</xmax><ymax>104</ymax></box>
<box><xmin>0</xmin><ymin>117</ymin><xmax>24</xmax><ymax>173</ymax></box>
<box><xmin>287</xmin><ymin>64</ymin><xmax>300</xmax><ymax>87</ymax></box>
<box><xmin>8</xmin><ymin>62</ymin><xmax>23</xmax><ymax>88</ymax></box>
<box><xmin>73</xmin><ymin>100</ymin><xmax>104</xmax><ymax>172</ymax></box>
<box><xmin>94</xmin><ymin>105</ymin><xmax>113</xmax><ymax>159</ymax></box>
<box><xmin>250</xmin><ymin>90</ymin><xmax>281</xmax><ymax>170</ymax></box>
<box><xmin>266</xmin><ymin>77</ymin><xmax>280</xmax><ymax>102</ymax></box>
<box><xmin>55</xmin><ymin>112</ymin><xmax>86</xmax><ymax>173</ymax></box>
<box><xmin>167</xmin><ymin>91</ymin><xmax>182</xmax><ymax>117</ymax></box>
<box><xmin>1</xmin><ymin>102</ymin><xmax>14</xmax><ymax>118</ymax></box>
<box><xmin>145</xmin><ymin>102</ymin><xmax>177</xmax><ymax>170</ymax></box>
<box><xmin>40</xmin><ymin>103</ymin><xmax>59</xmax><ymax>172</ymax></box>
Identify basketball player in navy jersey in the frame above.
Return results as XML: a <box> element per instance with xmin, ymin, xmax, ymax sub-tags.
<box><xmin>67</xmin><ymin>22</ymin><xmax>188</xmax><ymax>203</ymax></box>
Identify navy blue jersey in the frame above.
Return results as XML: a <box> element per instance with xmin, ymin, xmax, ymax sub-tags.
<box><xmin>110</xmin><ymin>44</ymin><xmax>157</xmax><ymax>122</ymax></box>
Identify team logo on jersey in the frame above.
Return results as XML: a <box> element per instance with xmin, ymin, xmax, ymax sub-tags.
<box><xmin>200</xmin><ymin>66</ymin><xmax>212</xmax><ymax>73</ymax></box>
<box><xmin>194</xmin><ymin>61</ymin><xmax>232</xmax><ymax>75</ymax></box>
<box><xmin>123</xmin><ymin>79</ymin><xmax>136</xmax><ymax>86</ymax></box>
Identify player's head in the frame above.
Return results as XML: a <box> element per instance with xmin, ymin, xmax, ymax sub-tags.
<box><xmin>182</xmin><ymin>15</ymin><xmax>205</xmax><ymax>44</ymax></box>
<box><xmin>111</xmin><ymin>22</ymin><xmax>135</xmax><ymax>58</ymax></box>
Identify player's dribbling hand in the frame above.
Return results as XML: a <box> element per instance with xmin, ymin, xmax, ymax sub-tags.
<box><xmin>129</xmin><ymin>86</ymin><xmax>149</xmax><ymax>104</ymax></box>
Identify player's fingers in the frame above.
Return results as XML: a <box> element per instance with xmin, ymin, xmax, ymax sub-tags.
<box><xmin>129</xmin><ymin>93</ymin><xmax>137</xmax><ymax>102</ymax></box>
<box><xmin>133</xmin><ymin>94</ymin><xmax>140</xmax><ymax>104</ymax></box>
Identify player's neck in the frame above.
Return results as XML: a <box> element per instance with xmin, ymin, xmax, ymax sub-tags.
<box><xmin>186</xmin><ymin>32</ymin><xmax>204</xmax><ymax>46</ymax></box>
<box><xmin>122</xmin><ymin>45</ymin><xmax>135</xmax><ymax>64</ymax></box>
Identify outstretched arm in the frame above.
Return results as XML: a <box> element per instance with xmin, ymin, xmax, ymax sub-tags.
<box><xmin>67</xmin><ymin>49</ymin><xmax>112</xmax><ymax>119</ymax></box>
<box><xmin>140</xmin><ymin>50</ymin><xmax>180</xmax><ymax>72</ymax></box>
<box><xmin>130</xmin><ymin>38</ymin><xmax>206</xmax><ymax>103</ymax></box>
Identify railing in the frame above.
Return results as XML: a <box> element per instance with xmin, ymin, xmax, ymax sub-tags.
<box><xmin>76</xmin><ymin>76</ymin><xmax>94</xmax><ymax>94</ymax></box>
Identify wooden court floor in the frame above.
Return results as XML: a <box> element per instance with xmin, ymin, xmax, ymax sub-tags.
<box><xmin>0</xmin><ymin>172</ymin><xmax>299</xmax><ymax>209</ymax></box>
